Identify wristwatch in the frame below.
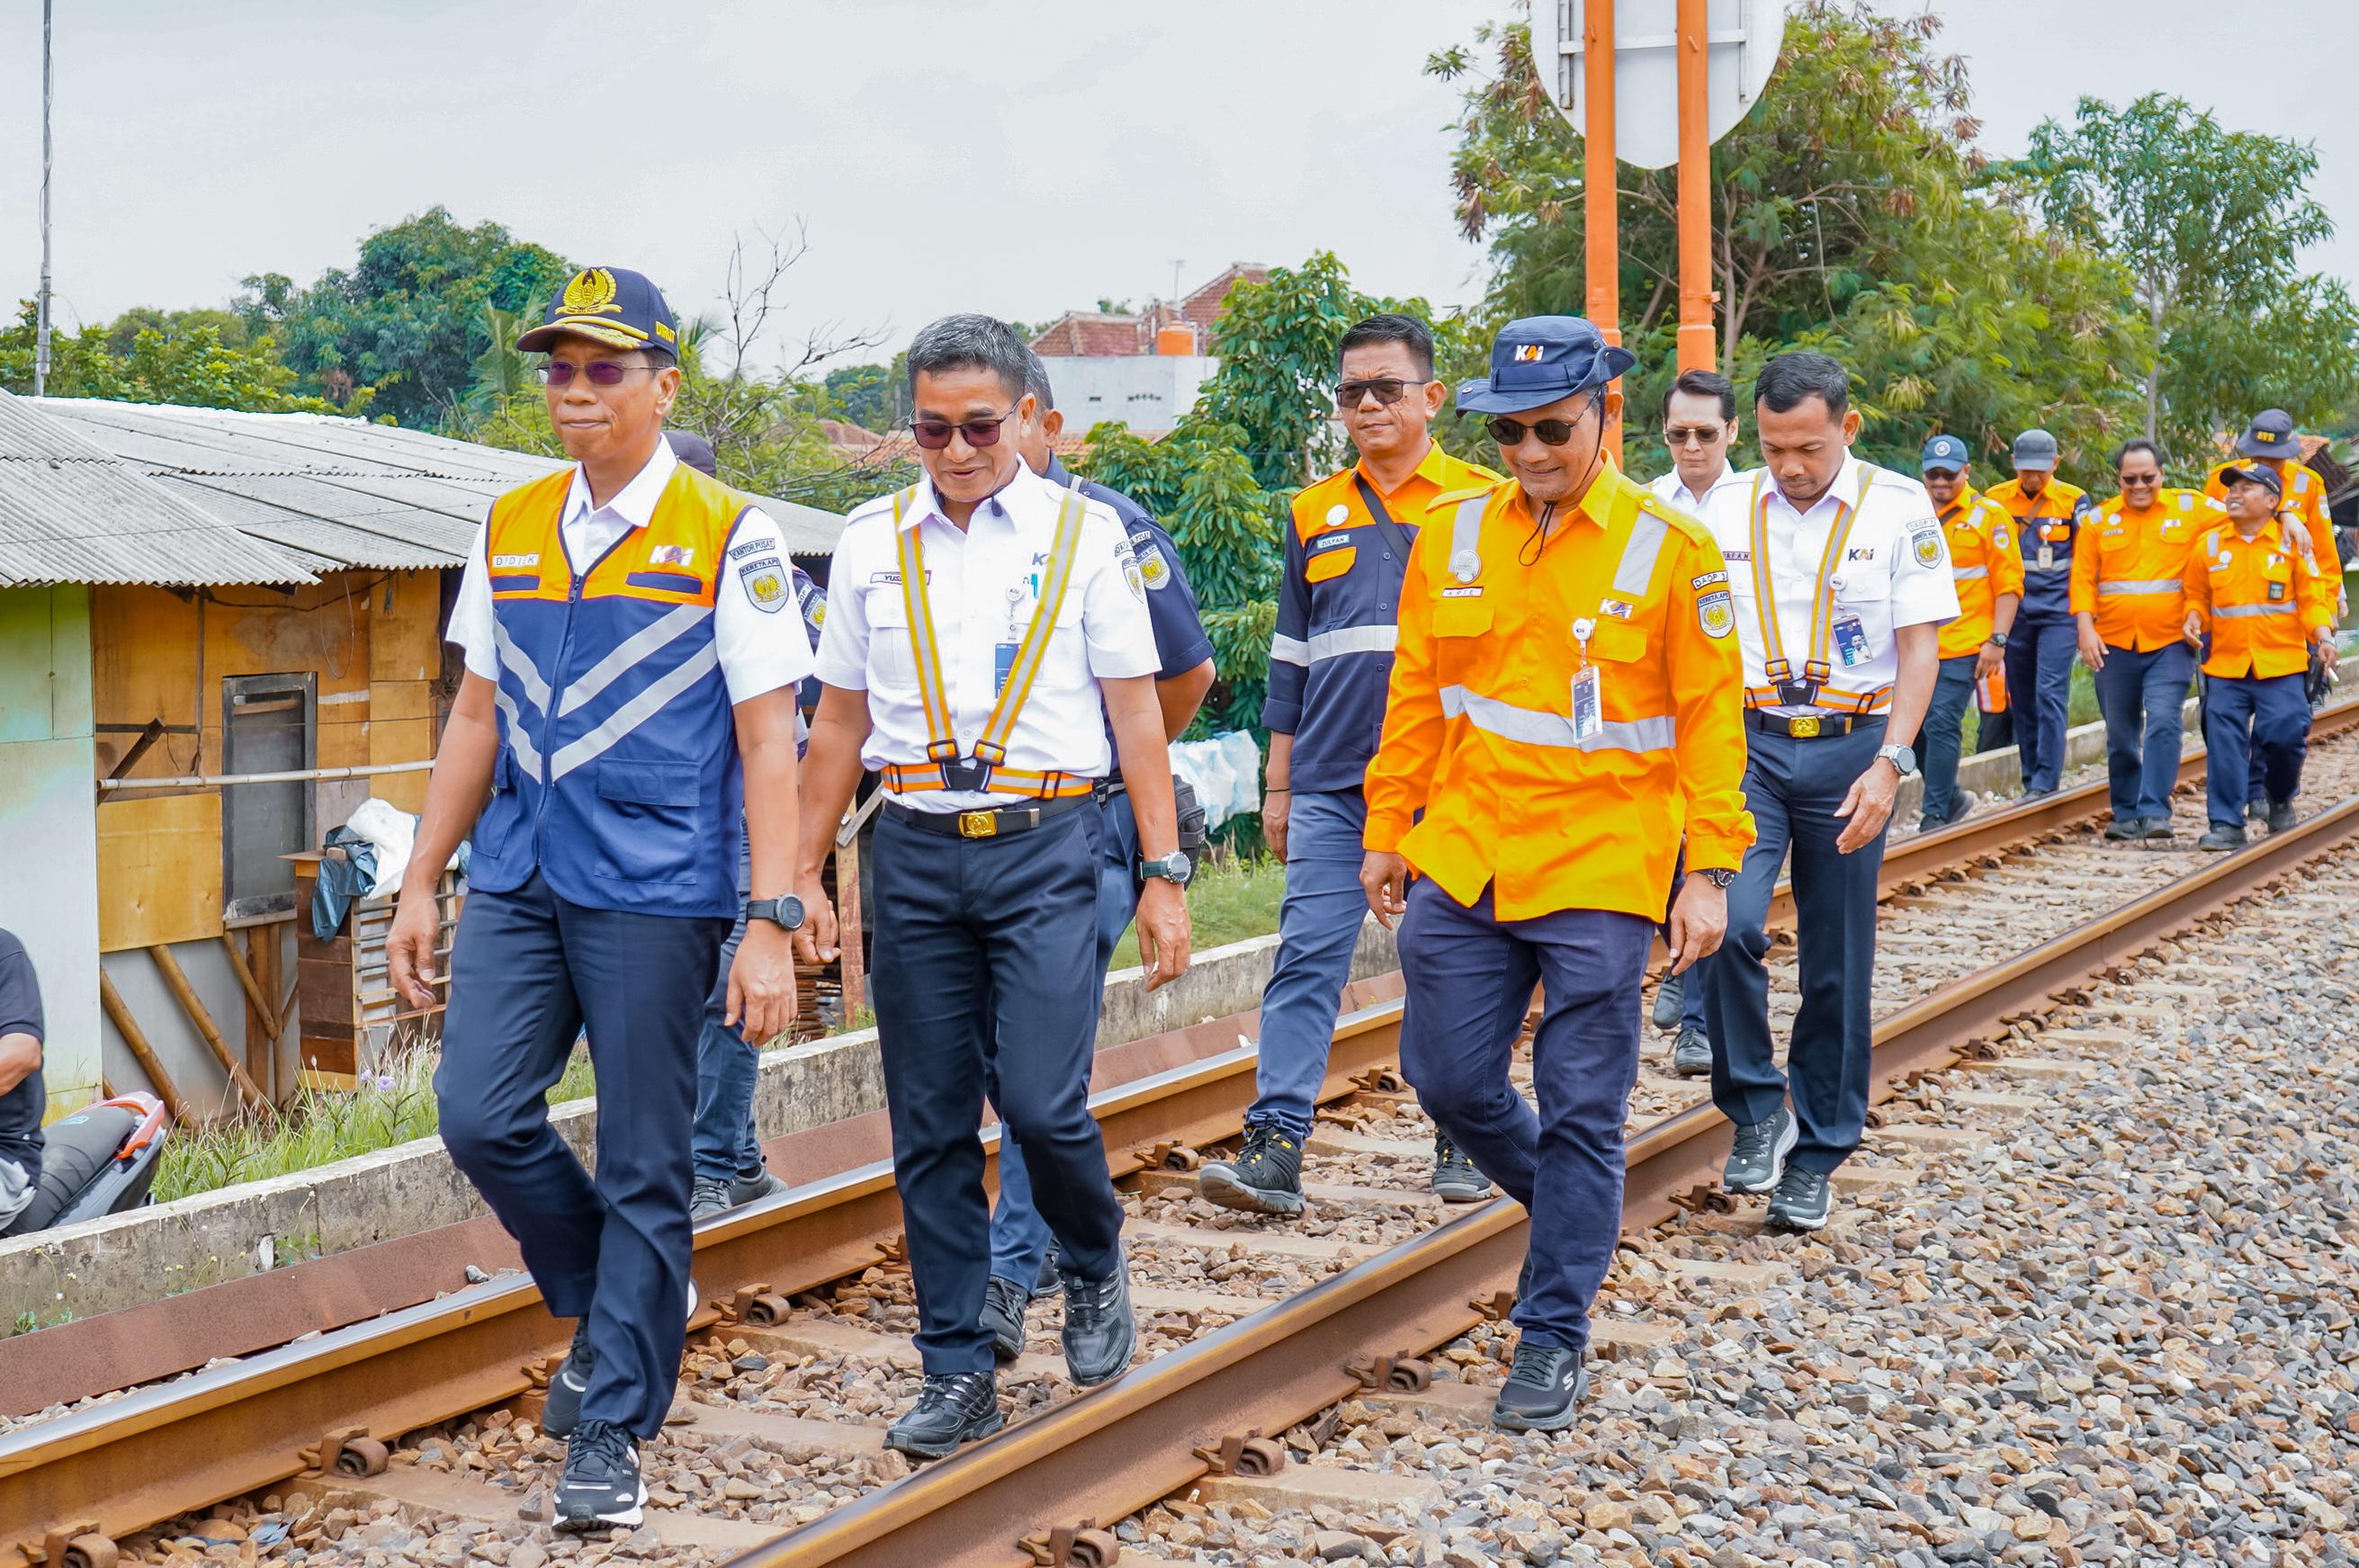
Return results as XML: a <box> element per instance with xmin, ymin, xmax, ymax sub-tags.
<box><xmin>1691</xmin><ymin>867</ymin><xmax>1738</xmax><ymax>890</ymax></box>
<box><xmin>1876</xmin><ymin>743</ymin><xmax>1920</xmax><ymax>778</ymax></box>
<box><xmin>1986</xmin><ymin>632</ymin><xmax>2010</xmax><ymax>650</ymax></box>
<box><xmin>1139</xmin><ymin>850</ymin><xmax>1194</xmax><ymax>887</ymax></box>
<box><xmin>745</xmin><ymin>895</ymin><xmax>805</xmax><ymax>932</ymax></box>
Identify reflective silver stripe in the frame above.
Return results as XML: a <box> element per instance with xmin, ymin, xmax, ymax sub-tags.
<box><xmin>1438</xmin><ymin>685</ymin><xmax>1675</xmax><ymax>753</ymax></box>
<box><xmin>492</xmin><ymin>620</ymin><xmax>552</xmax><ymax>712</ymax></box>
<box><xmin>1611</xmin><ymin>509</ymin><xmax>1670</xmax><ymax>597</ymax></box>
<box><xmin>547</xmin><ymin>641</ymin><xmax>723</xmax><ymax>782</ymax></box>
<box><xmin>1269</xmin><ymin>633</ymin><xmax>1310</xmax><ymax>668</ymax></box>
<box><xmin>2215</xmin><ymin>603</ymin><xmax>2295</xmax><ymax>618</ymax></box>
<box><xmin>493</xmin><ymin>685</ymin><xmax>543</xmax><ymax>779</ymax></box>
<box><xmin>2098</xmin><ymin>579</ymin><xmax>2178</xmax><ymax>596</ymax></box>
<box><xmin>1952</xmin><ymin>566</ymin><xmax>1988</xmax><ymax>581</ymax></box>
<box><xmin>1306</xmin><ymin>624</ymin><xmax>1398</xmax><ymax>660</ymax></box>
<box><xmin>1448</xmin><ymin>495</ymin><xmax>1487</xmax><ymax>581</ymax></box>
<box><xmin>557</xmin><ymin>603</ymin><xmax>713</xmax><ymax>718</ymax></box>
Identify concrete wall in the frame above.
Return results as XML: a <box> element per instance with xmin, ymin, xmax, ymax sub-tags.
<box><xmin>1047</xmin><ymin>354</ymin><xmax>1215</xmax><ymax>433</ymax></box>
<box><xmin>0</xmin><ymin>585</ymin><xmax>102</xmax><ymax>1121</ymax></box>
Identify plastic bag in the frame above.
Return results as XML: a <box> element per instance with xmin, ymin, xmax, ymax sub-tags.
<box><xmin>1169</xmin><ymin>730</ymin><xmax>1264</xmax><ymax>832</ymax></box>
<box><xmin>309</xmin><ymin>826</ymin><xmax>381</xmax><ymax>940</ymax></box>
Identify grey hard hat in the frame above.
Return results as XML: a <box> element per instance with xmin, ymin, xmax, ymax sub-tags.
<box><xmin>2010</xmin><ymin>428</ymin><xmax>2059</xmax><ymax>471</ymax></box>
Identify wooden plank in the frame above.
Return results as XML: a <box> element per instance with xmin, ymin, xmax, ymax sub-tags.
<box><xmin>148</xmin><ymin>945</ymin><xmax>272</xmax><ymax>1116</ymax></box>
<box><xmin>835</xmin><ymin>832</ymin><xmax>865</xmax><ymax>1021</ymax></box>
<box><xmin>247</xmin><ymin>924</ymin><xmax>281</xmax><ymax>1100</ymax></box>
<box><xmin>97</xmin><ymin>968</ymin><xmax>188</xmax><ymax>1124</ymax></box>
<box><xmin>95</xmin><ymin>793</ymin><xmax>222</xmax><ymax>952</ymax></box>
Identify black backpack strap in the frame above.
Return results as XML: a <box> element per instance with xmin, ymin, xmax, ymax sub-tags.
<box><xmin>1351</xmin><ymin>472</ymin><xmax>1420</xmax><ymax>566</ymax></box>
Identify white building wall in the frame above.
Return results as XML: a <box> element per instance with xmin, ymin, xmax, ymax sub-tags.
<box><xmin>1045</xmin><ymin>355</ymin><xmax>1217</xmax><ymax>435</ymax></box>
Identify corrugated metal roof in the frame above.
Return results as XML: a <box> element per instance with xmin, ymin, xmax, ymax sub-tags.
<box><xmin>0</xmin><ymin>392</ymin><xmax>318</xmax><ymax>587</ymax></box>
<box><xmin>35</xmin><ymin>399</ymin><xmax>848</xmax><ymax>560</ymax></box>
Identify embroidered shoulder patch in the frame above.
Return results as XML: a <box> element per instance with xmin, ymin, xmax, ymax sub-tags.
<box><xmin>1690</xmin><ymin>569</ymin><xmax>1729</xmax><ymax>590</ymax></box>
<box><xmin>1697</xmin><ymin>588</ymin><xmax>1736</xmax><ymax>639</ymax></box>
<box><xmin>1909</xmin><ymin>526</ymin><xmax>1943</xmax><ymax>568</ymax></box>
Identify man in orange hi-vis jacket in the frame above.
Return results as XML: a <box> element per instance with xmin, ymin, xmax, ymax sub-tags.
<box><xmin>1359</xmin><ymin>316</ymin><xmax>1752</xmax><ymax>1435</ymax></box>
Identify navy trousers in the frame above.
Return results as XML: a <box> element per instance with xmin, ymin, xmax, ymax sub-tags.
<box><xmin>1705</xmin><ymin>719</ymin><xmax>1890</xmax><ymax>1175</ymax></box>
<box><xmin>2204</xmin><ymin>672</ymin><xmax>2310</xmax><ymax>828</ymax></box>
<box><xmin>1396</xmin><ymin>881</ymin><xmax>1653</xmax><ymax>1354</ymax></box>
<box><xmin>2003</xmin><ymin>617</ymin><xmax>2076</xmax><ymax>793</ymax></box>
<box><xmin>435</xmin><ymin>872</ymin><xmax>727</xmax><ymax>1438</ymax></box>
<box><xmin>870</xmin><ymin>803</ymin><xmax>1124</xmax><ymax>1375</ymax></box>
<box><xmin>2094</xmin><ymin>643</ymin><xmax>2193</xmax><ymax>823</ymax></box>
<box><xmin>1918</xmin><ymin>654</ymin><xmax>1978</xmax><ymax>824</ymax></box>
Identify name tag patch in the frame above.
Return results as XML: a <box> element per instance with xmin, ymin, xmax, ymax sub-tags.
<box><xmin>729</xmin><ymin>539</ymin><xmax>773</xmax><ymax>560</ymax></box>
<box><xmin>1690</xmin><ymin>569</ymin><xmax>1728</xmax><ymax>590</ymax></box>
<box><xmin>491</xmin><ymin>552</ymin><xmax>540</xmax><ymax>569</ymax></box>
<box><xmin>1441</xmin><ymin>586</ymin><xmax>1484</xmax><ymax>598</ymax></box>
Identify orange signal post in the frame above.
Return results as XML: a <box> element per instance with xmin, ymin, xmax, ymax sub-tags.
<box><xmin>1675</xmin><ymin>0</ymin><xmax>1717</xmax><ymax>372</ymax></box>
<box><xmin>1583</xmin><ymin>0</ymin><xmax>1621</xmax><ymax>462</ymax></box>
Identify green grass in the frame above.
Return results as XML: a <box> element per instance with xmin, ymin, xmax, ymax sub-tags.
<box><xmin>1108</xmin><ymin>853</ymin><xmax>1289</xmax><ymax>971</ymax></box>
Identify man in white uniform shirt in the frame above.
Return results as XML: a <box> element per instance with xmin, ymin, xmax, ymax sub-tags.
<box><xmin>1646</xmin><ymin>368</ymin><xmax>1750</xmax><ymax>1078</ymax></box>
<box><xmin>791</xmin><ymin>314</ymin><xmax>1192</xmax><ymax>1460</ymax></box>
<box><xmin>1698</xmin><ymin>352</ymin><xmax>1957</xmax><ymax>1231</ymax></box>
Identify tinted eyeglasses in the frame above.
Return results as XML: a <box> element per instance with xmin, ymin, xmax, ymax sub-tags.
<box><xmin>911</xmin><ymin>405</ymin><xmax>1019</xmax><ymax>451</ymax></box>
<box><xmin>1484</xmin><ymin>414</ymin><xmax>1585</xmax><ymax>447</ymax></box>
<box><xmin>539</xmin><ymin>361</ymin><xmax>659</xmax><ymax>387</ymax></box>
<box><xmin>1922</xmin><ymin>468</ymin><xmax>1961</xmax><ymax>483</ymax></box>
<box><xmin>1333</xmin><ymin>378</ymin><xmax>1431</xmax><ymax>410</ymax></box>
<box><xmin>2119</xmin><ymin>470</ymin><xmax>2162</xmax><ymax>487</ymax></box>
<box><xmin>1662</xmin><ymin>425</ymin><xmax>1727</xmax><ymax>448</ymax></box>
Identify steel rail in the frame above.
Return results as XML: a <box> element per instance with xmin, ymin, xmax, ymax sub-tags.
<box><xmin>726</xmin><ymin>792</ymin><xmax>2359</xmax><ymax>1568</ymax></box>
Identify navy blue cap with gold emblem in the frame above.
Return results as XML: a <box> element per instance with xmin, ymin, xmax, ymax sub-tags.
<box><xmin>518</xmin><ymin>266</ymin><xmax>680</xmax><ymax>355</ymax></box>
<box><xmin>1456</xmin><ymin>315</ymin><xmax>1637</xmax><ymax>416</ymax></box>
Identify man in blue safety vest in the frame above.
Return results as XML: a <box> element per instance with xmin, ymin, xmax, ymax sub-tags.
<box><xmin>1195</xmin><ymin>312</ymin><xmax>1502</xmax><ymax>1219</ymax></box>
<box><xmin>389</xmin><ymin>266</ymin><xmax>812</xmax><ymax>1531</ymax></box>
<box><xmin>792</xmin><ymin>314</ymin><xmax>1193</xmax><ymax>1460</ymax></box>
<box><xmin>975</xmin><ymin>347</ymin><xmax>1215</xmax><ymax>1363</ymax></box>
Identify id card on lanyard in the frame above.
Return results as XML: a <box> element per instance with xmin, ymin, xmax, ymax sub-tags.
<box><xmin>1746</xmin><ymin>465</ymin><xmax>1878</xmax><ymax>700</ymax></box>
<box><xmin>1569</xmin><ymin>616</ymin><xmax>1602</xmax><ymax>740</ymax></box>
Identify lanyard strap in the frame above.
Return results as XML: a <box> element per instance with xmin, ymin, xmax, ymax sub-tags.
<box><xmin>1747</xmin><ymin>465</ymin><xmax>1877</xmax><ymax>689</ymax></box>
<box><xmin>1350</xmin><ymin>472</ymin><xmax>1422</xmax><ymax>568</ymax></box>
<box><xmin>891</xmin><ymin>484</ymin><xmax>1088</xmax><ymax>775</ymax></box>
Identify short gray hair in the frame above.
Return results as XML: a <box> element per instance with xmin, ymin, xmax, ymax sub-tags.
<box><xmin>907</xmin><ymin>314</ymin><xmax>1031</xmax><ymax>402</ymax></box>
<box><xmin>1022</xmin><ymin>347</ymin><xmax>1056</xmax><ymax>410</ymax></box>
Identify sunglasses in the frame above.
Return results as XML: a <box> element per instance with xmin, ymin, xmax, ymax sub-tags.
<box><xmin>539</xmin><ymin>361</ymin><xmax>660</xmax><ymax>387</ymax></box>
<box><xmin>1922</xmin><ymin>468</ymin><xmax>1961</xmax><ymax>482</ymax></box>
<box><xmin>911</xmin><ymin>404</ymin><xmax>1019</xmax><ymax>451</ymax></box>
<box><xmin>1662</xmin><ymin>426</ymin><xmax>1727</xmax><ymax>448</ymax></box>
<box><xmin>2119</xmin><ymin>471</ymin><xmax>2162</xmax><ymax>485</ymax></box>
<box><xmin>1484</xmin><ymin>414</ymin><xmax>1589</xmax><ymax>447</ymax></box>
<box><xmin>1333</xmin><ymin>378</ymin><xmax>1431</xmax><ymax>410</ymax></box>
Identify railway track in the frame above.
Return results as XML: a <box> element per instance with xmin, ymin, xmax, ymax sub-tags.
<box><xmin>3</xmin><ymin>703</ymin><xmax>2355</xmax><ymax>1567</ymax></box>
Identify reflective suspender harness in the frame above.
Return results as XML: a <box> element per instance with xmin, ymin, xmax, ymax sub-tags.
<box><xmin>1744</xmin><ymin>466</ymin><xmax>1890</xmax><ymax>713</ymax></box>
<box><xmin>878</xmin><ymin>485</ymin><xmax>1099</xmax><ymax>801</ymax></box>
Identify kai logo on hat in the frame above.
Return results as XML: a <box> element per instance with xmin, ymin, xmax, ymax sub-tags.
<box><xmin>1512</xmin><ymin>344</ymin><xmax>1546</xmax><ymax>363</ymax></box>
<box><xmin>1457</xmin><ymin>316</ymin><xmax>1637</xmax><ymax>416</ymax></box>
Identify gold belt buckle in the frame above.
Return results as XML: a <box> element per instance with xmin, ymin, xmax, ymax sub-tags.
<box><xmin>957</xmin><ymin>810</ymin><xmax>999</xmax><ymax>839</ymax></box>
<box><xmin>1789</xmin><ymin>715</ymin><xmax>1822</xmax><ymax>739</ymax></box>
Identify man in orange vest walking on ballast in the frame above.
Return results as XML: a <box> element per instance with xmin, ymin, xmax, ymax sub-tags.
<box><xmin>1915</xmin><ymin>434</ymin><xmax>2021</xmax><ymax>829</ymax></box>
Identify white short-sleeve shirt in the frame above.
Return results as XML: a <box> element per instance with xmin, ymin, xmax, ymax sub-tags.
<box><xmin>445</xmin><ymin>439</ymin><xmax>815</xmax><ymax>705</ymax></box>
<box><xmin>1647</xmin><ymin>462</ymin><xmax>1750</xmax><ymax>520</ymax></box>
<box><xmin>814</xmin><ymin>463</ymin><xmax>1160</xmax><ymax>811</ymax></box>
<box><xmin>1700</xmin><ymin>454</ymin><xmax>1960</xmax><ymax>716</ymax></box>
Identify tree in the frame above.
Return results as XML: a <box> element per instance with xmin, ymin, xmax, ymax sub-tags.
<box><xmin>821</xmin><ymin>360</ymin><xmax>899</xmax><ymax>432</ymax></box>
<box><xmin>2017</xmin><ymin>93</ymin><xmax>2359</xmax><ymax>460</ymax></box>
<box><xmin>1</xmin><ymin>300</ymin><xmax>360</xmax><ymax>415</ymax></box>
<box><xmin>262</xmin><ymin>207</ymin><xmax>573</xmax><ymax>426</ymax></box>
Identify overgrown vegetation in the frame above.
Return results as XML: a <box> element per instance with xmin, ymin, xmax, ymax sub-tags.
<box><xmin>1108</xmin><ymin>853</ymin><xmax>1290</xmax><ymax>972</ymax></box>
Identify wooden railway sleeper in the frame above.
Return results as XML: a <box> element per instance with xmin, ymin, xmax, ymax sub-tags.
<box><xmin>37</xmin><ymin>1523</ymin><xmax>118</xmax><ymax>1568</ymax></box>
<box><xmin>1347</xmin><ymin>1352</ymin><xmax>1434</xmax><ymax>1393</ymax></box>
<box><xmin>300</xmin><ymin>1426</ymin><xmax>389</xmax><ymax>1479</ymax></box>
<box><xmin>1192</xmin><ymin>1429</ymin><xmax>1287</xmax><ymax>1476</ymax></box>
<box><xmin>1018</xmin><ymin>1519</ymin><xmax>1122</xmax><ymax>1567</ymax></box>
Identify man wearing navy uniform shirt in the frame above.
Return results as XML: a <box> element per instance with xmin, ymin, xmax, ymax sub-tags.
<box><xmin>973</xmin><ymin>350</ymin><xmax>1215</xmax><ymax>1362</ymax></box>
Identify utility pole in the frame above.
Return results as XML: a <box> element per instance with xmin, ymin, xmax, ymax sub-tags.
<box><xmin>35</xmin><ymin>0</ymin><xmax>55</xmax><ymax>397</ymax></box>
<box><xmin>1582</xmin><ymin>0</ymin><xmax>1619</xmax><ymax>461</ymax></box>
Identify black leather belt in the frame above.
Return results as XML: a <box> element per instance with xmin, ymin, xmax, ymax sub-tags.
<box><xmin>1745</xmin><ymin>710</ymin><xmax>1884</xmax><ymax>739</ymax></box>
<box><xmin>884</xmin><ymin>793</ymin><xmax>1096</xmax><ymax>840</ymax></box>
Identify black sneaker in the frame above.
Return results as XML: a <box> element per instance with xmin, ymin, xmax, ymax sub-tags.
<box><xmin>1198</xmin><ymin>1126</ymin><xmax>1305</xmax><ymax>1216</ymax></box>
<box><xmin>2103</xmin><ymin>816</ymin><xmax>2144</xmax><ymax>841</ymax></box>
<box><xmin>541</xmin><ymin>1320</ymin><xmax>594</xmax><ymax>1439</ymax></box>
<box><xmin>1431</xmin><ymin>1133</ymin><xmax>1494</xmax><ymax>1203</ymax></box>
<box><xmin>2266</xmin><ymin>799</ymin><xmax>2297</xmax><ymax>834</ymax></box>
<box><xmin>1650</xmin><ymin>969</ymin><xmax>1686</xmax><ymax>1032</ymax></box>
<box><xmin>731</xmin><ymin>1169</ymin><xmax>786</xmax><ymax>1206</ymax></box>
<box><xmin>2139</xmin><ymin>817</ymin><xmax>2177</xmax><ymax>841</ymax></box>
<box><xmin>554</xmin><ymin>1419</ymin><xmax>642</xmax><ymax>1531</ymax></box>
<box><xmin>979</xmin><ymin>1276</ymin><xmax>1031</xmax><ymax>1365</ymax></box>
<box><xmin>1490</xmin><ymin>1341</ymin><xmax>1587</xmax><ymax>1433</ymax></box>
<box><xmin>886</xmin><ymin>1371</ymin><xmax>1002</xmax><ymax>1460</ymax></box>
<box><xmin>2247</xmin><ymin>799</ymin><xmax>2267</xmax><ymax>821</ymax></box>
<box><xmin>2197</xmin><ymin>823</ymin><xmax>2247</xmax><ymax>852</ymax></box>
<box><xmin>688</xmin><ymin>1175</ymin><xmax>733</xmax><ymax>1222</ymax></box>
<box><xmin>1034</xmin><ymin>1242</ymin><xmax>1063</xmax><ymax>1298</ymax></box>
<box><xmin>1670</xmin><ymin>1026</ymin><xmax>1712</xmax><ymax>1079</ymax></box>
<box><xmin>1765</xmin><ymin>1166</ymin><xmax>1834</xmax><ymax>1232</ymax></box>
<box><xmin>1723</xmin><ymin>1106</ymin><xmax>1796</xmax><ymax>1195</ymax></box>
<box><xmin>1057</xmin><ymin>1246</ymin><xmax>1135</xmax><ymax>1386</ymax></box>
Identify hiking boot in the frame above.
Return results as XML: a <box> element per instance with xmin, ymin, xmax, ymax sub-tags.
<box><xmin>1057</xmin><ymin>1246</ymin><xmax>1135</xmax><ymax>1386</ymax></box>
<box><xmin>886</xmin><ymin>1371</ymin><xmax>1002</xmax><ymax>1460</ymax></box>
<box><xmin>2266</xmin><ymin>799</ymin><xmax>2297</xmax><ymax>834</ymax></box>
<box><xmin>1431</xmin><ymin>1133</ymin><xmax>1493</xmax><ymax>1203</ymax></box>
<box><xmin>731</xmin><ymin>1169</ymin><xmax>786</xmax><ymax>1206</ymax></box>
<box><xmin>1765</xmin><ymin>1166</ymin><xmax>1834</xmax><ymax>1232</ymax></box>
<box><xmin>688</xmin><ymin>1176</ymin><xmax>733</xmax><ymax>1222</ymax></box>
<box><xmin>2197</xmin><ymin>824</ymin><xmax>2247</xmax><ymax>853</ymax></box>
<box><xmin>541</xmin><ymin>1319</ymin><xmax>594</xmax><ymax>1439</ymax></box>
<box><xmin>2103</xmin><ymin>816</ymin><xmax>2144</xmax><ymax>841</ymax></box>
<box><xmin>1650</xmin><ymin>969</ymin><xmax>1686</xmax><ymax>1032</ymax></box>
<box><xmin>979</xmin><ymin>1276</ymin><xmax>1031</xmax><ymax>1365</ymax></box>
<box><xmin>1723</xmin><ymin>1106</ymin><xmax>1797</xmax><ymax>1196</ymax></box>
<box><xmin>2139</xmin><ymin>817</ymin><xmax>2176</xmax><ymax>841</ymax></box>
<box><xmin>1670</xmin><ymin>1026</ymin><xmax>1712</xmax><ymax>1079</ymax></box>
<box><xmin>1199</xmin><ymin>1125</ymin><xmax>1306</xmax><ymax>1216</ymax></box>
<box><xmin>1491</xmin><ymin>1341</ymin><xmax>1588</xmax><ymax>1433</ymax></box>
<box><xmin>554</xmin><ymin>1420</ymin><xmax>642</xmax><ymax>1531</ymax></box>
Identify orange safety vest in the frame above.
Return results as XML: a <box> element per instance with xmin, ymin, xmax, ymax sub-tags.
<box><xmin>1935</xmin><ymin>487</ymin><xmax>2023</xmax><ymax>660</ymax></box>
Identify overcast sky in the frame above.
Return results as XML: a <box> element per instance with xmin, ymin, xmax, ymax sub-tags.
<box><xmin>4</xmin><ymin>1</ymin><xmax>2355</xmax><ymax>377</ymax></box>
